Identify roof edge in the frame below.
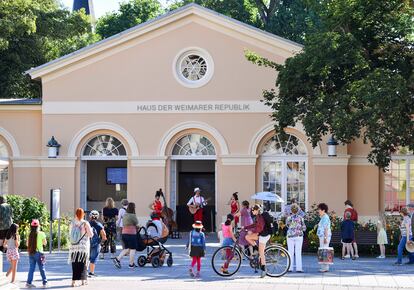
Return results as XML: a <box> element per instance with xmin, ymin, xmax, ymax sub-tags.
<box><xmin>26</xmin><ymin>3</ymin><xmax>303</xmax><ymax>80</ymax></box>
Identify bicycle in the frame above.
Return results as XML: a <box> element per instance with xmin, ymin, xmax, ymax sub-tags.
<box><xmin>211</xmin><ymin>230</ymin><xmax>291</xmax><ymax>277</ymax></box>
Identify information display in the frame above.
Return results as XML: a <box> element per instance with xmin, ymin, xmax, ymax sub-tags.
<box><xmin>106</xmin><ymin>167</ymin><xmax>127</xmax><ymax>184</ymax></box>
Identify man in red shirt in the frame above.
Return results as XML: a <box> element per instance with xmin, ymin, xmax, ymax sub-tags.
<box><xmin>344</xmin><ymin>200</ymin><xmax>359</xmax><ymax>258</ymax></box>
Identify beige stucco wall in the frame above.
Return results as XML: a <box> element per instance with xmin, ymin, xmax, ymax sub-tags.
<box><xmin>313</xmin><ymin>165</ymin><xmax>348</xmax><ymax>215</ymax></box>
<box><xmin>348</xmin><ymin>165</ymin><xmax>380</xmax><ymax>216</ymax></box>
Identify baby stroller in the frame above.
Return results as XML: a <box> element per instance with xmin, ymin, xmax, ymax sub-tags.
<box><xmin>136</xmin><ymin>220</ymin><xmax>173</xmax><ymax>268</ymax></box>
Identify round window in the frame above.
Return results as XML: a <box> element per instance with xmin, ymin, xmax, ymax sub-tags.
<box><xmin>173</xmin><ymin>48</ymin><xmax>214</xmax><ymax>88</ymax></box>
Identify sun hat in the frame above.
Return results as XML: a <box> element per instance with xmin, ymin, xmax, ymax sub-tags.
<box><xmin>192</xmin><ymin>221</ymin><xmax>203</xmax><ymax>229</ymax></box>
<box><xmin>31</xmin><ymin>219</ymin><xmax>40</xmax><ymax>227</ymax></box>
<box><xmin>194</xmin><ymin>187</ymin><xmax>201</xmax><ymax>193</ymax></box>
<box><xmin>406</xmin><ymin>241</ymin><xmax>414</xmax><ymax>253</ymax></box>
<box><xmin>89</xmin><ymin>210</ymin><xmax>99</xmax><ymax>219</ymax></box>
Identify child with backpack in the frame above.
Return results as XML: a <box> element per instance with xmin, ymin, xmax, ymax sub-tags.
<box><xmin>186</xmin><ymin>221</ymin><xmax>206</xmax><ymax>278</ymax></box>
<box><xmin>26</xmin><ymin>219</ymin><xmax>48</xmax><ymax>288</ymax></box>
<box><xmin>5</xmin><ymin>223</ymin><xmax>20</xmax><ymax>283</ymax></box>
<box><xmin>88</xmin><ymin>210</ymin><xmax>107</xmax><ymax>277</ymax></box>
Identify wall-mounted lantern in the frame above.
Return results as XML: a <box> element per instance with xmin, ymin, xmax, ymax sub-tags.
<box><xmin>327</xmin><ymin>135</ymin><xmax>339</xmax><ymax>157</ymax></box>
<box><xmin>47</xmin><ymin>136</ymin><xmax>61</xmax><ymax>158</ymax></box>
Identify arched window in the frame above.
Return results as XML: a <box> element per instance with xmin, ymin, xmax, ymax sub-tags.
<box><xmin>261</xmin><ymin>133</ymin><xmax>307</xmax><ymax>212</ymax></box>
<box><xmin>0</xmin><ymin>140</ymin><xmax>9</xmax><ymax>195</ymax></box>
<box><xmin>262</xmin><ymin>134</ymin><xmax>307</xmax><ymax>156</ymax></box>
<box><xmin>172</xmin><ymin>134</ymin><xmax>216</xmax><ymax>157</ymax></box>
<box><xmin>82</xmin><ymin>135</ymin><xmax>127</xmax><ymax>159</ymax></box>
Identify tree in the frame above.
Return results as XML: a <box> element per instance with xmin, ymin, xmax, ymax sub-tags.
<box><xmin>0</xmin><ymin>0</ymin><xmax>97</xmax><ymax>99</ymax></box>
<box><xmin>167</xmin><ymin>0</ymin><xmax>321</xmax><ymax>43</ymax></box>
<box><xmin>96</xmin><ymin>0</ymin><xmax>163</xmax><ymax>39</ymax></box>
<box><xmin>167</xmin><ymin>0</ymin><xmax>261</xmax><ymax>28</ymax></box>
<box><xmin>247</xmin><ymin>0</ymin><xmax>414</xmax><ymax>169</ymax></box>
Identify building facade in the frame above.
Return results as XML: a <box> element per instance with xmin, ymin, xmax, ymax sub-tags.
<box><xmin>0</xmin><ymin>4</ymin><xmax>411</xmax><ymax>230</ymax></box>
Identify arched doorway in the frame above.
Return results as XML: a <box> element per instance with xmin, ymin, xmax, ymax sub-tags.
<box><xmin>0</xmin><ymin>140</ymin><xmax>9</xmax><ymax>195</ymax></box>
<box><xmin>260</xmin><ymin>133</ymin><xmax>308</xmax><ymax>212</ymax></box>
<box><xmin>170</xmin><ymin>134</ymin><xmax>216</xmax><ymax>232</ymax></box>
<box><xmin>80</xmin><ymin>134</ymin><xmax>128</xmax><ymax>211</ymax></box>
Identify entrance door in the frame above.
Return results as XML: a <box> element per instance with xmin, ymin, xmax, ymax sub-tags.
<box><xmin>176</xmin><ymin>160</ymin><xmax>216</xmax><ymax>232</ymax></box>
<box><xmin>80</xmin><ymin>134</ymin><xmax>128</xmax><ymax>211</ymax></box>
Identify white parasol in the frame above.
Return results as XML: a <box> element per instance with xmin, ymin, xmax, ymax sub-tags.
<box><xmin>251</xmin><ymin>191</ymin><xmax>284</xmax><ymax>203</ymax></box>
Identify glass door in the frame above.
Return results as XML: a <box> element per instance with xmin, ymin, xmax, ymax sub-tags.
<box><xmin>262</xmin><ymin>158</ymin><xmax>307</xmax><ymax>212</ymax></box>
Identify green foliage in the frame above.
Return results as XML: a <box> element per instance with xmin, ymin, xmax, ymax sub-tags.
<box><xmin>247</xmin><ymin>0</ymin><xmax>414</xmax><ymax>169</ymax></box>
<box><xmin>168</xmin><ymin>0</ymin><xmax>321</xmax><ymax>44</ymax></box>
<box><xmin>0</xmin><ymin>0</ymin><xmax>98</xmax><ymax>99</ymax></box>
<box><xmin>96</xmin><ymin>0</ymin><xmax>163</xmax><ymax>39</ymax></box>
<box><xmin>6</xmin><ymin>195</ymin><xmax>69</xmax><ymax>250</ymax></box>
<box><xmin>6</xmin><ymin>195</ymin><xmax>48</xmax><ymax>225</ymax></box>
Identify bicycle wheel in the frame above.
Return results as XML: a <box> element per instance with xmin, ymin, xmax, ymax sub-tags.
<box><xmin>264</xmin><ymin>245</ymin><xmax>291</xmax><ymax>277</ymax></box>
<box><xmin>211</xmin><ymin>246</ymin><xmax>242</xmax><ymax>277</ymax></box>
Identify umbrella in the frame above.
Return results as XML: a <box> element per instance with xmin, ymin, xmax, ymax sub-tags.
<box><xmin>251</xmin><ymin>192</ymin><xmax>284</xmax><ymax>203</ymax></box>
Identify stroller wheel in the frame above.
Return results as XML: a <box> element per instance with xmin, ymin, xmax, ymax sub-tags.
<box><xmin>151</xmin><ymin>256</ymin><xmax>160</xmax><ymax>268</ymax></box>
<box><xmin>167</xmin><ymin>255</ymin><xmax>173</xmax><ymax>267</ymax></box>
<box><xmin>137</xmin><ymin>255</ymin><xmax>147</xmax><ymax>267</ymax></box>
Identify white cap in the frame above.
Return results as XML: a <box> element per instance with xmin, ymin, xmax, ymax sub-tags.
<box><xmin>194</xmin><ymin>187</ymin><xmax>201</xmax><ymax>193</ymax></box>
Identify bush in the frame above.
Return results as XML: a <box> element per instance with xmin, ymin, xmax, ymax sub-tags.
<box><xmin>5</xmin><ymin>194</ymin><xmax>70</xmax><ymax>250</ymax></box>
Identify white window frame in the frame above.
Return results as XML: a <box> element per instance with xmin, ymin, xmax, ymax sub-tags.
<box><xmin>386</xmin><ymin>155</ymin><xmax>414</xmax><ymax>211</ymax></box>
<box><xmin>261</xmin><ymin>156</ymin><xmax>308</xmax><ymax>213</ymax></box>
<box><xmin>172</xmin><ymin>47</ymin><xmax>214</xmax><ymax>89</ymax></box>
<box><xmin>80</xmin><ymin>135</ymin><xmax>127</xmax><ymax>161</ymax></box>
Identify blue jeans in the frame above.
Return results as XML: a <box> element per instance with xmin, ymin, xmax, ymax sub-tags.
<box><xmin>397</xmin><ymin>236</ymin><xmax>412</xmax><ymax>263</ymax></box>
<box><xmin>409</xmin><ymin>236</ymin><xmax>414</xmax><ymax>263</ymax></box>
<box><xmin>27</xmin><ymin>252</ymin><xmax>47</xmax><ymax>285</ymax></box>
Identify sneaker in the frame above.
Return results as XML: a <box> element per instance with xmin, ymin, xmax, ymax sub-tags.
<box><xmin>394</xmin><ymin>262</ymin><xmax>403</xmax><ymax>266</ymax></box>
<box><xmin>344</xmin><ymin>255</ymin><xmax>350</xmax><ymax>259</ymax></box>
<box><xmin>42</xmin><ymin>283</ymin><xmax>49</xmax><ymax>288</ymax></box>
<box><xmin>220</xmin><ymin>267</ymin><xmax>229</xmax><ymax>275</ymax></box>
<box><xmin>129</xmin><ymin>263</ymin><xmax>137</xmax><ymax>268</ymax></box>
<box><xmin>189</xmin><ymin>268</ymin><xmax>195</xmax><ymax>278</ymax></box>
<box><xmin>260</xmin><ymin>269</ymin><xmax>266</xmax><ymax>278</ymax></box>
<box><xmin>88</xmin><ymin>272</ymin><xmax>97</xmax><ymax>277</ymax></box>
<box><xmin>297</xmin><ymin>270</ymin><xmax>304</xmax><ymax>273</ymax></box>
<box><xmin>26</xmin><ymin>283</ymin><xmax>36</xmax><ymax>288</ymax></box>
<box><xmin>195</xmin><ymin>272</ymin><xmax>200</xmax><ymax>278</ymax></box>
<box><xmin>354</xmin><ymin>255</ymin><xmax>359</xmax><ymax>259</ymax></box>
<box><xmin>113</xmin><ymin>258</ymin><xmax>121</xmax><ymax>269</ymax></box>
<box><xmin>376</xmin><ymin>255</ymin><xmax>384</xmax><ymax>259</ymax></box>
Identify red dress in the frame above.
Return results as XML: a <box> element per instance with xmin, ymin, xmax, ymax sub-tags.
<box><xmin>231</xmin><ymin>201</ymin><xmax>239</xmax><ymax>227</ymax></box>
<box><xmin>153</xmin><ymin>200</ymin><xmax>163</xmax><ymax>220</ymax></box>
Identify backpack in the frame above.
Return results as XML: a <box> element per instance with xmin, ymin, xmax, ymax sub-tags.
<box><xmin>90</xmin><ymin>222</ymin><xmax>101</xmax><ymax>248</ymax></box>
<box><xmin>161</xmin><ymin>221</ymin><xmax>169</xmax><ymax>238</ymax></box>
<box><xmin>262</xmin><ymin>211</ymin><xmax>278</xmax><ymax>235</ymax></box>
<box><xmin>70</xmin><ymin>222</ymin><xmax>86</xmax><ymax>245</ymax></box>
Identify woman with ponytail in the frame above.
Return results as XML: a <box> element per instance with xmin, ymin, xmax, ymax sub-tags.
<box><xmin>26</xmin><ymin>219</ymin><xmax>47</xmax><ymax>288</ymax></box>
<box><xmin>220</xmin><ymin>214</ymin><xmax>237</xmax><ymax>274</ymax></box>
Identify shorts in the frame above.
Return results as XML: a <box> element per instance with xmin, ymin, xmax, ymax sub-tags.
<box><xmin>122</xmin><ymin>234</ymin><xmax>137</xmax><ymax>250</ymax></box>
<box><xmin>259</xmin><ymin>235</ymin><xmax>271</xmax><ymax>245</ymax></box>
<box><xmin>90</xmin><ymin>245</ymin><xmax>101</xmax><ymax>264</ymax></box>
<box><xmin>222</xmin><ymin>237</ymin><xmax>234</xmax><ymax>247</ymax></box>
<box><xmin>6</xmin><ymin>248</ymin><xmax>19</xmax><ymax>261</ymax></box>
<box><xmin>342</xmin><ymin>239</ymin><xmax>353</xmax><ymax>243</ymax></box>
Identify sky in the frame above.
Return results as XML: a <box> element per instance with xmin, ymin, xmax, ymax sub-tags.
<box><xmin>60</xmin><ymin>0</ymin><xmax>169</xmax><ymax>19</ymax></box>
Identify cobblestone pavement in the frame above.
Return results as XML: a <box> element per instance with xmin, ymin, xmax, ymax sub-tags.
<box><xmin>2</xmin><ymin>235</ymin><xmax>414</xmax><ymax>290</ymax></box>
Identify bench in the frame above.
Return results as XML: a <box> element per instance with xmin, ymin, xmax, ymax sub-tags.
<box><xmin>330</xmin><ymin>230</ymin><xmax>384</xmax><ymax>245</ymax></box>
